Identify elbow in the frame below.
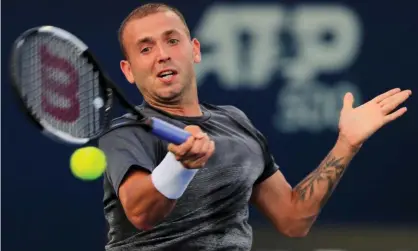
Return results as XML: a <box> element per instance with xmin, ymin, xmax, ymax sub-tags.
<box><xmin>280</xmin><ymin>227</ymin><xmax>310</xmax><ymax>238</ymax></box>
<box><xmin>128</xmin><ymin>213</ymin><xmax>156</xmax><ymax>231</ymax></box>
<box><xmin>123</xmin><ymin>202</ymin><xmax>176</xmax><ymax>231</ymax></box>
<box><xmin>125</xmin><ymin>201</ymin><xmax>176</xmax><ymax>231</ymax></box>
<box><xmin>122</xmin><ymin>200</ymin><xmax>158</xmax><ymax>230</ymax></box>
<box><xmin>275</xmin><ymin>215</ymin><xmax>315</xmax><ymax>238</ymax></box>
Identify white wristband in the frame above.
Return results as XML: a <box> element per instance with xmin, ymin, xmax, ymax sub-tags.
<box><xmin>151</xmin><ymin>152</ymin><xmax>198</xmax><ymax>199</ymax></box>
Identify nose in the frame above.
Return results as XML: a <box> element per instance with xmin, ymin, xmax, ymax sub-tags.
<box><xmin>156</xmin><ymin>46</ymin><xmax>171</xmax><ymax>64</ymax></box>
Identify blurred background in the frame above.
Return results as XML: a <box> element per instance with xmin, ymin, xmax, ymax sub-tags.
<box><xmin>2</xmin><ymin>0</ymin><xmax>418</xmax><ymax>250</ymax></box>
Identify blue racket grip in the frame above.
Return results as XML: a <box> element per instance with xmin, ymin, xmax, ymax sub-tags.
<box><xmin>150</xmin><ymin>117</ymin><xmax>191</xmax><ymax>145</ymax></box>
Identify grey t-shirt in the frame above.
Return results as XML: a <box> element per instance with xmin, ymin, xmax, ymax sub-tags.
<box><xmin>99</xmin><ymin>103</ymin><xmax>279</xmax><ymax>251</ymax></box>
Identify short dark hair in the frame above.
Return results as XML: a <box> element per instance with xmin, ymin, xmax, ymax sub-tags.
<box><xmin>118</xmin><ymin>3</ymin><xmax>190</xmax><ymax>59</ymax></box>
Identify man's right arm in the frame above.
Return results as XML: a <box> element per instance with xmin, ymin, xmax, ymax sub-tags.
<box><xmin>118</xmin><ymin>168</ymin><xmax>176</xmax><ymax>230</ymax></box>
<box><xmin>99</xmin><ymin>125</ymin><xmax>214</xmax><ymax>230</ymax></box>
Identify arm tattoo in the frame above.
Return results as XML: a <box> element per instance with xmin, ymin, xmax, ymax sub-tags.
<box><xmin>293</xmin><ymin>153</ymin><xmax>347</xmax><ymax>208</ymax></box>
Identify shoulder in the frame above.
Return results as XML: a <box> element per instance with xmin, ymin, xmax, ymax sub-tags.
<box><xmin>206</xmin><ymin>102</ymin><xmax>268</xmax><ymax>140</ymax></box>
<box><xmin>98</xmin><ymin>113</ymin><xmax>153</xmax><ymax>145</ymax></box>
<box><xmin>205</xmin><ymin>103</ymin><xmax>252</xmax><ymax>123</ymax></box>
<box><xmin>97</xmin><ymin>112</ymin><xmax>164</xmax><ymax>164</ymax></box>
<box><xmin>216</xmin><ymin>104</ymin><xmax>247</xmax><ymax>117</ymax></box>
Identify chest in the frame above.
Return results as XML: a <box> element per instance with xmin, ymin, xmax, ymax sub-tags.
<box><xmin>156</xmin><ymin>113</ymin><xmax>267</xmax><ymax>224</ymax></box>
<box><xmin>183</xmin><ymin>117</ymin><xmax>265</xmax><ymax>201</ymax></box>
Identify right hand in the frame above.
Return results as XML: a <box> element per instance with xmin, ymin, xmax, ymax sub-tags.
<box><xmin>167</xmin><ymin>125</ymin><xmax>215</xmax><ymax>169</ymax></box>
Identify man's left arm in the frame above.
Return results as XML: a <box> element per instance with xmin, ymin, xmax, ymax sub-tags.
<box><xmin>251</xmin><ymin>137</ymin><xmax>358</xmax><ymax>237</ymax></box>
<box><xmin>251</xmin><ymin>88</ymin><xmax>411</xmax><ymax>237</ymax></box>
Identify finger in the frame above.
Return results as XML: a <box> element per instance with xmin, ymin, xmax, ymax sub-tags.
<box><xmin>187</xmin><ymin>137</ymin><xmax>207</xmax><ymax>159</ymax></box>
<box><xmin>384</xmin><ymin>107</ymin><xmax>407</xmax><ymax>123</ymax></box>
<box><xmin>381</xmin><ymin>90</ymin><xmax>412</xmax><ymax>114</ymax></box>
<box><xmin>185</xmin><ymin>140</ymin><xmax>211</xmax><ymax>165</ymax></box>
<box><xmin>184</xmin><ymin>140</ymin><xmax>215</xmax><ymax>168</ymax></box>
<box><xmin>201</xmin><ymin>140</ymin><xmax>215</xmax><ymax>165</ymax></box>
<box><xmin>187</xmin><ymin>133</ymin><xmax>210</xmax><ymax>158</ymax></box>
<box><xmin>168</xmin><ymin>136</ymin><xmax>195</xmax><ymax>159</ymax></box>
<box><xmin>342</xmin><ymin>92</ymin><xmax>355</xmax><ymax>111</ymax></box>
<box><xmin>167</xmin><ymin>136</ymin><xmax>192</xmax><ymax>154</ymax></box>
<box><xmin>197</xmin><ymin>138</ymin><xmax>211</xmax><ymax>159</ymax></box>
<box><xmin>380</xmin><ymin>90</ymin><xmax>411</xmax><ymax>106</ymax></box>
<box><xmin>184</xmin><ymin>125</ymin><xmax>205</xmax><ymax>139</ymax></box>
<box><xmin>373</xmin><ymin>88</ymin><xmax>401</xmax><ymax>103</ymax></box>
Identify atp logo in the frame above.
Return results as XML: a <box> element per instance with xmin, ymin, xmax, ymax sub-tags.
<box><xmin>194</xmin><ymin>3</ymin><xmax>364</xmax><ymax>133</ymax></box>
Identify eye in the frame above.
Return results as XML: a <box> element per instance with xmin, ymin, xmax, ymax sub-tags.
<box><xmin>141</xmin><ymin>47</ymin><xmax>151</xmax><ymax>53</ymax></box>
<box><xmin>168</xmin><ymin>39</ymin><xmax>179</xmax><ymax>45</ymax></box>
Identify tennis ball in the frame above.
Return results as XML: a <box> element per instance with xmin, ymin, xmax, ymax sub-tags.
<box><xmin>70</xmin><ymin>146</ymin><xmax>107</xmax><ymax>181</ymax></box>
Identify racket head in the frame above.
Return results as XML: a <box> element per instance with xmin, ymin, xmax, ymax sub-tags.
<box><xmin>9</xmin><ymin>26</ymin><xmax>113</xmax><ymax>145</ymax></box>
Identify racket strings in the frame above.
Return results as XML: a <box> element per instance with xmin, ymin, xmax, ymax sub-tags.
<box><xmin>16</xmin><ymin>34</ymin><xmax>104</xmax><ymax>140</ymax></box>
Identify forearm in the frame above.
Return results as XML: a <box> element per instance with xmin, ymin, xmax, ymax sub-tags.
<box><xmin>121</xmin><ymin>152</ymin><xmax>198</xmax><ymax>230</ymax></box>
<box><xmin>290</xmin><ymin>137</ymin><xmax>359</xmax><ymax>229</ymax></box>
<box><xmin>120</xmin><ymin>172</ymin><xmax>177</xmax><ymax>230</ymax></box>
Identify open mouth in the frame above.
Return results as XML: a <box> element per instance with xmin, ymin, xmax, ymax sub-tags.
<box><xmin>157</xmin><ymin>70</ymin><xmax>178</xmax><ymax>80</ymax></box>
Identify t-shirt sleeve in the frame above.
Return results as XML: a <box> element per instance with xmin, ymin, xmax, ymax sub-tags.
<box><xmin>221</xmin><ymin>105</ymin><xmax>279</xmax><ymax>185</ymax></box>
<box><xmin>98</xmin><ymin>126</ymin><xmax>158</xmax><ymax>196</ymax></box>
<box><xmin>253</xmin><ymin>128</ymin><xmax>280</xmax><ymax>185</ymax></box>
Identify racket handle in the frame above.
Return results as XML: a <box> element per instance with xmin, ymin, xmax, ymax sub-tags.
<box><xmin>150</xmin><ymin>117</ymin><xmax>191</xmax><ymax>145</ymax></box>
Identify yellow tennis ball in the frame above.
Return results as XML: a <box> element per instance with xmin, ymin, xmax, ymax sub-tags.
<box><xmin>70</xmin><ymin>146</ymin><xmax>107</xmax><ymax>181</ymax></box>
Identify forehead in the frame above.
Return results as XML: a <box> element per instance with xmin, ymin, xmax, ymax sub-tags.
<box><xmin>124</xmin><ymin>11</ymin><xmax>188</xmax><ymax>41</ymax></box>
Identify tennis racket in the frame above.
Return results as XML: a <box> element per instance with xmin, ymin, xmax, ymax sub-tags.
<box><xmin>9</xmin><ymin>25</ymin><xmax>191</xmax><ymax>145</ymax></box>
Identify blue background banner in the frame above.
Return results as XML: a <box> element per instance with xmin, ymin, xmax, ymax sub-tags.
<box><xmin>2</xmin><ymin>0</ymin><xmax>418</xmax><ymax>250</ymax></box>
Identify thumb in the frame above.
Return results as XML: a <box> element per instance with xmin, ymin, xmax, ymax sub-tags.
<box><xmin>342</xmin><ymin>92</ymin><xmax>354</xmax><ymax>111</ymax></box>
<box><xmin>184</xmin><ymin>125</ymin><xmax>205</xmax><ymax>139</ymax></box>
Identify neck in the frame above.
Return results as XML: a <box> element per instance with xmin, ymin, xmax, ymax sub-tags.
<box><xmin>145</xmin><ymin>85</ymin><xmax>202</xmax><ymax>117</ymax></box>
<box><xmin>146</xmin><ymin>98</ymin><xmax>201</xmax><ymax>117</ymax></box>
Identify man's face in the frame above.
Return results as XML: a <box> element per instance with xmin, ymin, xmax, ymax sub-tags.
<box><xmin>120</xmin><ymin>11</ymin><xmax>201</xmax><ymax>103</ymax></box>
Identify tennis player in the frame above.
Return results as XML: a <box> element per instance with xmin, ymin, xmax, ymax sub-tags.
<box><xmin>98</xmin><ymin>3</ymin><xmax>412</xmax><ymax>250</ymax></box>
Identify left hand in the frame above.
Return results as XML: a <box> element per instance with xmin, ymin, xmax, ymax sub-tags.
<box><xmin>338</xmin><ymin>88</ymin><xmax>412</xmax><ymax>149</ymax></box>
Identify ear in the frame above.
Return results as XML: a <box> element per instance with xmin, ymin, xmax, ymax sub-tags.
<box><xmin>120</xmin><ymin>60</ymin><xmax>135</xmax><ymax>84</ymax></box>
<box><xmin>191</xmin><ymin>38</ymin><xmax>201</xmax><ymax>63</ymax></box>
